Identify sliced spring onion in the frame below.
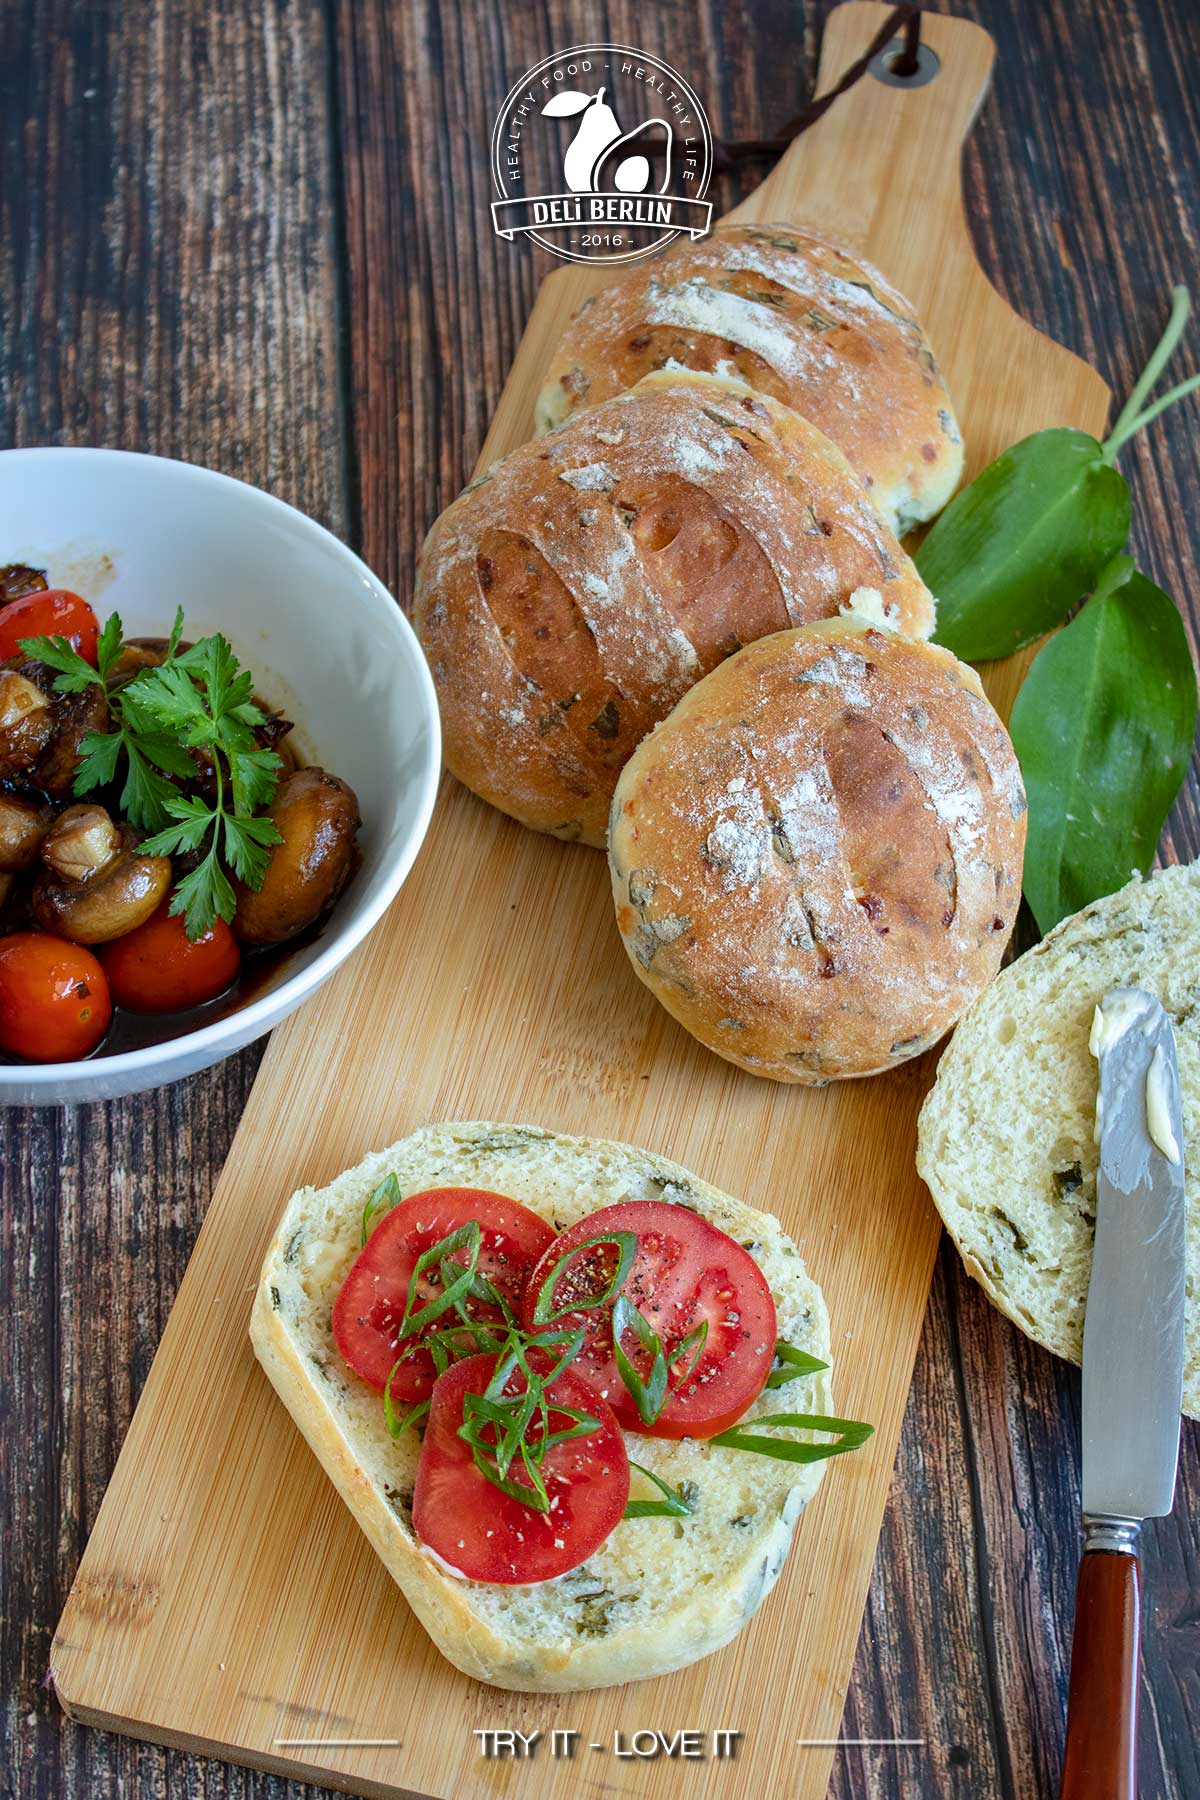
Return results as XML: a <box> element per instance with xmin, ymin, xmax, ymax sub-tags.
<box><xmin>710</xmin><ymin>1412</ymin><xmax>874</xmax><ymax>1463</ymax></box>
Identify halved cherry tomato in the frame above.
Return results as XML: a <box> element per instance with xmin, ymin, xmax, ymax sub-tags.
<box><xmin>333</xmin><ymin>1188</ymin><xmax>556</xmax><ymax>1401</ymax></box>
<box><xmin>99</xmin><ymin>901</ymin><xmax>240</xmax><ymax>1012</ymax></box>
<box><xmin>0</xmin><ymin>932</ymin><xmax>111</xmax><ymax>1061</ymax></box>
<box><xmin>520</xmin><ymin>1200</ymin><xmax>777</xmax><ymax>1440</ymax></box>
<box><xmin>0</xmin><ymin>589</ymin><xmax>100</xmax><ymax>665</ymax></box>
<box><xmin>413</xmin><ymin>1350</ymin><xmax>629</xmax><ymax>1583</ymax></box>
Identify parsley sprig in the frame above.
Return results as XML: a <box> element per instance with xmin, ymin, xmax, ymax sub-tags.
<box><xmin>19</xmin><ymin>607</ymin><xmax>283</xmax><ymax>939</ymax></box>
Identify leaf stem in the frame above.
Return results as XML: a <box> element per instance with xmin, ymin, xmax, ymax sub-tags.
<box><xmin>1102</xmin><ymin>285</ymin><xmax>1195</xmax><ymax>461</ymax></box>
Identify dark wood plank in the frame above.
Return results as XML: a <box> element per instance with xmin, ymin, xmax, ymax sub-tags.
<box><xmin>2</xmin><ymin>2</ymin><xmax>1198</xmax><ymax>1799</ymax></box>
<box><xmin>0</xmin><ymin>3</ymin><xmax>347</xmax><ymax>1799</ymax></box>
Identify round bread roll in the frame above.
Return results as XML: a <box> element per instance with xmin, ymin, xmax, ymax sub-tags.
<box><xmin>415</xmin><ymin>370</ymin><xmax>935</xmax><ymax>846</ymax></box>
<box><xmin>608</xmin><ymin>620</ymin><xmax>1027</xmax><ymax>1083</ymax></box>
<box><xmin>536</xmin><ymin>222</ymin><xmax>963</xmax><ymax>539</ymax></box>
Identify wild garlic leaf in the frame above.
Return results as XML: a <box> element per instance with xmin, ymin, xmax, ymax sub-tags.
<box><xmin>1011</xmin><ymin>561</ymin><xmax>1198</xmax><ymax>934</ymax></box>
<box><xmin>919</xmin><ymin>429</ymin><xmax>1131</xmax><ymax>662</ymax></box>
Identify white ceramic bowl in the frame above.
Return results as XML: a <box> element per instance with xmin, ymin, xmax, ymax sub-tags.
<box><xmin>0</xmin><ymin>447</ymin><xmax>440</xmax><ymax>1106</ymax></box>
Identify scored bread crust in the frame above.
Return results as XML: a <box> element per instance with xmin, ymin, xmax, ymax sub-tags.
<box><xmin>535</xmin><ymin>222</ymin><xmax>964</xmax><ymax>538</ymax></box>
<box><xmin>250</xmin><ymin>1121</ymin><xmax>834</xmax><ymax>1691</ymax></box>
<box><xmin>609</xmin><ymin>619</ymin><xmax>1027</xmax><ymax>1082</ymax></box>
<box><xmin>917</xmin><ymin>862</ymin><xmax>1200</xmax><ymax>1418</ymax></box>
<box><xmin>415</xmin><ymin>369</ymin><xmax>934</xmax><ymax>848</ymax></box>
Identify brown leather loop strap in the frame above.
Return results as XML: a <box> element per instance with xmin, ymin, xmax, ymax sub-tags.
<box><xmin>710</xmin><ymin>5</ymin><xmax>922</xmax><ymax>175</ymax></box>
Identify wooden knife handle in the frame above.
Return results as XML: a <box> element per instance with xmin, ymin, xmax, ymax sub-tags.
<box><xmin>1060</xmin><ymin>1540</ymin><xmax>1141</xmax><ymax>1800</ymax></box>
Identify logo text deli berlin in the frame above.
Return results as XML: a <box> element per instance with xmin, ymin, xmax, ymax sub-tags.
<box><xmin>491</xmin><ymin>44</ymin><xmax>713</xmax><ymax>264</ymax></box>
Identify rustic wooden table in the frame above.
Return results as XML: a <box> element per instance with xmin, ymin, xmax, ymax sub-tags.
<box><xmin>2</xmin><ymin>2</ymin><xmax>1198</xmax><ymax>1796</ymax></box>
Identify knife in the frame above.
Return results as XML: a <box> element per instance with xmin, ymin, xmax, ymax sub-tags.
<box><xmin>1059</xmin><ymin>987</ymin><xmax>1186</xmax><ymax>1800</ymax></box>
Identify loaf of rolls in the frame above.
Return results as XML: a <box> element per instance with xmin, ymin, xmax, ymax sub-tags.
<box><xmin>608</xmin><ymin>620</ymin><xmax>1027</xmax><ymax>1083</ymax></box>
<box><xmin>536</xmin><ymin>222</ymin><xmax>963</xmax><ymax>539</ymax></box>
<box><xmin>415</xmin><ymin>371</ymin><xmax>935</xmax><ymax>846</ymax></box>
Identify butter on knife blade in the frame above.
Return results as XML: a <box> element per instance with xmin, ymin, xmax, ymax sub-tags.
<box><xmin>1083</xmin><ymin>985</ymin><xmax>1185</xmax><ymax>1521</ymax></box>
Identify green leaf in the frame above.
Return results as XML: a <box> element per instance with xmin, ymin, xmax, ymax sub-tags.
<box><xmin>710</xmin><ymin>1411</ymin><xmax>875</xmax><ymax>1464</ymax></box>
<box><xmin>1010</xmin><ymin>562</ymin><xmax>1198</xmax><ymax>933</ymax></box>
<box><xmin>120</xmin><ymin>740</ymin><xmax>182</xmax><ymax>830</ymax></box>
<box><xmin>95</xmin><ymin>611</ymin><xmax>127</xmax><ymax>679</ymax></box>
<box><xmin>18</xmin><ymin>631</ymin><xmax>104</xmax><ymax>692</ymax></box>
<box><xmin>919</xmin><ymin>429</ymin><xmax>1132</xmax><ymax>661</ymax></box>
<box><xmin>71</xmin><ymin>728</ymin><xmax>123</xmax><ymax>795</ymax></box>
<box><xmin>222</xmin><ymin>811</ymin><xmax>280</xmax><ymax>888</ymax></box>
<box><xmin>623</xmin><ymin>1462</ymin><xmax>695</xmax><ymax>1519</ymax></box>
<box><xmin>227</xmin><ymin>744</ymin><xmax>283</xmax><ymax>817</ymax></box>
<box><xmin>166</xmin><ymin>845</ymin><xmax>237</xmax><ymax>938</ymax></box>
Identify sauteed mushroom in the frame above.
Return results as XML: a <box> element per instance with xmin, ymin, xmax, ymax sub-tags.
<box><xmin>30</xmin><ymin>675</ymin><xmax>111</xmax><ymax>799</ymax></box>
<box><xmin>232</xmin><ymin>767</ymin><xmax>360</xmax><ymax>946</ymax></box>
<box><xmin>32</xmin><ymin>806</ymin><xmax>172</xmax><ymax>944</ymax></box>
<box><xmin>0</xmin><ymin>669</ymin><xmax>53</xmax><ymax>778</ymax></box>
<box><xmin>0</xmin><ymin>792</ymin><xmax>52</xmax><ymax>871</ymax></box>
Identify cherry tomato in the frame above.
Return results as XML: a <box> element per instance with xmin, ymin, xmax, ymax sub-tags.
<box><xmin>333</xmin><ymin>1188</ymin><xmax>556</xmax><ymax>1402</ymax></box>
<box><xmin>413</xmin><ymin>1350</ymin><xmax>629</xmax><ymax>1583</ymax></box>
<box><xmin>520</xmin><ymin>1200</ymin><xmax>778</xmax><ymax>1440</ymax></box>
<box><xmin>0</xmin><ymin>589</ymin><xmax>100</xmax><ymax>665</ymax></box>
<box><xmin>99</xmin><ymin>901</ymin><xmax>240</xmax><ymax>1013</ymax></box>
<box><xmin>0</xmin><ymin>932</ymin><xmax>112</xmax><ymax>1062</ymax></box>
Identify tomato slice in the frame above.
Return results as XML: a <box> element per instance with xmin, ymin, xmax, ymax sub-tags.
<box><xmin>520</xmin><ymin>1200</ymin><xmax>777</xmax><ymax>1439</ymax></box>
<box><xmin>0</xmin><ymin>589</ymin><xmax>100</xmax><ymax>665</ymax></box>
<box><xmin>332</xmin><ymin>1188</ymin><xmax>555</xmax><ymax>1401</ymax></box>
<box><xmin>413</xmin><ymin>1351</ymin><xmax>629</xmax><ymax>1583</ymax></box>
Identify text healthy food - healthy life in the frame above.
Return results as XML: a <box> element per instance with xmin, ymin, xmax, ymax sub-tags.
<box><xmin>917</xmin><ymin>286</ymin><xmax>1200</xmax><ymax>936</ymax></box>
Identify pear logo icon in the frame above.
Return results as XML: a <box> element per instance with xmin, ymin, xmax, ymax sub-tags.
<box><xmin>490</xmin><ymin>43</ymin><xmax>713</xmax><ymax>265</ymax></box>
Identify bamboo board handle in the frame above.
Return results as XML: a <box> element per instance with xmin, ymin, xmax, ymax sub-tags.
<box><xmin>1060</xmin><ymin>1546</ymin><xmax>1141</xmax><ymax>1800</ymax></box>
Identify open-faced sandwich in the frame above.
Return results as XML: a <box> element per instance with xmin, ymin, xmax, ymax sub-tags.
<box><xmin>250</xmin><ymin>1122</ymin><xmax>871</xmax><ymax>1691</ymax></box>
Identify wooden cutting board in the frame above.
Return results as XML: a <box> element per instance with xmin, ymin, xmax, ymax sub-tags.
<box><xmin>52</xmin><ymin>8</ymin><xmax>1109</xmax><ymax>1798</ymax></box>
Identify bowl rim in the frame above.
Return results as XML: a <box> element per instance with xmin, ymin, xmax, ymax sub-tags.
<box><xmin>0</xmin><ymin>444</ymin><xmax>442</xmax><ymax>1090</ymax></box>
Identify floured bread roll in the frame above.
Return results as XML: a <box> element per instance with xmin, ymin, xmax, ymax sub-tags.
<box><xmin>536</xmin><ymin>222</ymin><xmax>963</xmax><ymax>538</ymax></box>
<box><xmin>609</xmin><ymin>620</ymin><xmax>1027</xmax><ymax>1082</ymax></box>
<box><xmin>415</xmin><ymin>370</ymin><xmax>934</xmax><ymax>846</ymax></box>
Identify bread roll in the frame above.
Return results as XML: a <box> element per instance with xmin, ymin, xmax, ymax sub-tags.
<box><xmin>536</xmin><ymin>223</ymin><xmax>963</xmax><ymax>538</ymax></box>
<box><xmin>917</xmin><ymin>862</ymin><xmax>1200</xmax><ymax>1417</ymax></box>
<box><xmin>415</xmin><ymin>370</ymin><xmax>935</xmax><ymax>846</ymax></box>
<box><xmin>609</xmin><ymin>620</ymin><xmax>1027</xmax><ymax>1082</ymax></box>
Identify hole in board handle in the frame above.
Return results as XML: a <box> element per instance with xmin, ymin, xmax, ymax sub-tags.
<box><xmin>869</xmin><ymin>38</ymin><xmax>941</xmax><ymax>88</ymax></box>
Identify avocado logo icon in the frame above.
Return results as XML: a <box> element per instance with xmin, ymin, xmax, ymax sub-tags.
<box><xmin>543</xmin><ymin>86</ymin><xmax>671</xmax><ymax>197</ymax></box>
<box><xmin>490</xmin><ymin>43</ymin><xmax>713</xmax><ymax>266</ymax></box>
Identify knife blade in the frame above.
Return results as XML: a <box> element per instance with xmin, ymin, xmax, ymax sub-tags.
<box><xmin>1059</xmin><ymin>986</ymin><xmax>1187</xmax><ymax>1800</ymax></box>
<box><xmin>1082</xmin><ymin>986</ymin><xmax>1186</xmax><ymax>1520</ymax></box>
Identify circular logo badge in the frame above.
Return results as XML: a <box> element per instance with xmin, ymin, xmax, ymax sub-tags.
<box><xmin>490</xmin><ymin>43</ymin><xmax>714</xmax><ymax>265</ymax></box>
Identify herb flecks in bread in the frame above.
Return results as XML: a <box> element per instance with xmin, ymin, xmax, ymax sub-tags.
<box><xmin>536</xmin><ymin>222</ymin><xmax>964</xmax><ymax>538</ymax></box>
<box><xmin>251</xmin><ymin>1123</ymin><xmax>836</xmax><ymax>1691</ymax></box>
<box><xmin>917</xmin><ymin>861</ymin><xmax>1200</xmax><ymax>1418</ymax></box>
<box><xmin>609</xmin><ymin>619</ymin><xmax>1027</xmax><ymax>1083</ymax></box>
<box><xmin>415</xmin><ymin>369</ymin><xmax>934</xmax><ymax>847</ymax></box>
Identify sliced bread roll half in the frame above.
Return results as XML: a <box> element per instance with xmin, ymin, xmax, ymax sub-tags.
<box><xmin>250</xmin><ymin>1121</ymin><xmax>834</xmax><ymax>1691</ymax></box>
<box><xmin>917</xmin><ymin>862</ymin><xmax>1200</xmax><ymax>1418</ymax></box>
<box><xmin>535</xmin><ymin>221</ymin><xmax>964</xmax><ymax>537</ymax></box>
<box><xmin>415</xmin><ymin>368</ymin><xmax>934</xmax><ymax>846</ymax></box>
